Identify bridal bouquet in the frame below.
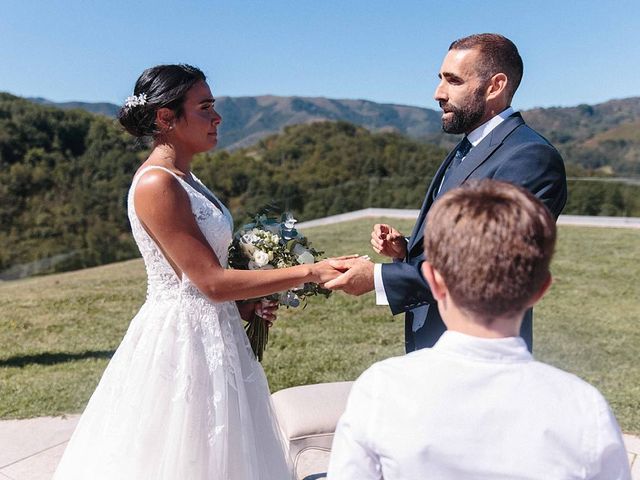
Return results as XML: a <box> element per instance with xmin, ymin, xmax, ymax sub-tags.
<box><xmin>228</xmin><ymin>212</ymin><xmax>331</xmax><ymax>361</ymax></box>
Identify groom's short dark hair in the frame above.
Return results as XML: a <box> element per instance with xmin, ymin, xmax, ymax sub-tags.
<box><xmin>450</xmin><ymin>33</ymin><xmax>523</xmax><ymax>101</ymax></box>
<box><xmin>423</xmin><ymin>180</ymin><xmax>556</xmax><ymax>321</ymax></box>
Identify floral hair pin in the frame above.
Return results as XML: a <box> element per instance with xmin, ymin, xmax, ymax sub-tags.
<box><xmin>124</xmin><ymin>93</ymin><xmax>147</xmax><ymax>109</ymax></box>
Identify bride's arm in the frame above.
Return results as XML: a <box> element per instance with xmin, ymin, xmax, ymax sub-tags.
<box><xmin>134</xmin><ymin>170</ymin><xmax>340</xmax><ymax>302</ymax></box>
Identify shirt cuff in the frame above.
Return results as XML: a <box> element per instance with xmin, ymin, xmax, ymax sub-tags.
<box><xmin>374</xmin><ymin>264</ymin><xmax>389</xmax><ymax>305</ymax></box>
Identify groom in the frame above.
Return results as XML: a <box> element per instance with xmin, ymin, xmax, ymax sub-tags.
<box><xmin>326</xmin><ymin>33</ymin><xmax>567</xmax><ymax>352</ymax></box>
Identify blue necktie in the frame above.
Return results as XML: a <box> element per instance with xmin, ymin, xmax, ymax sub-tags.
<box><xmin>437</xmin><ymin>137</ymin><xmax>472</xmax><ymax>196</ymax></box>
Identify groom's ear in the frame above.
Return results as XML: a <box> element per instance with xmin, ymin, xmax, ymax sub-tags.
<box><xmin>421</xmin><ymin>261</ymin><xmax>447</xmax><ymax>301</ymax></box>
<box><xmin>486</xmin><ymin>72</ymin><xmax>508</xmax><ymax>101</ymax></box>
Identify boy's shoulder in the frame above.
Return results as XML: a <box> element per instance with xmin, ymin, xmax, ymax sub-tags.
<box><xmin>358</xmin><ymin>350</ymin><xmax>607</xmax><ymax>407</ymax></box>
<box><xmin>528</xmin><ymin>359</ymin><xmax>610</xmax><ymax>408</ymax></box>
<box><xmin>355</xmin><ymin>348</ymin><xmax>435</xmax><ymax>388</ymax></box>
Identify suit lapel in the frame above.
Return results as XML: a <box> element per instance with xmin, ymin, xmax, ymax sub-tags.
<box><xmin>439</xmin><ymin>113</ymin><xmax>524</xmax><ymax>195</ymax></box>
<box><xmin>407</xmin><ymin>145</ymin><xmax>459</xmax><ymax>253</ymax></box>
<box><xmin>409</xmin><ymin>113</ymin><xmax>525</xmax><ymax>256</ymax></box>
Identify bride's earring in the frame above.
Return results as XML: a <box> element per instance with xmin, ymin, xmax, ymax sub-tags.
<box><xmin>156</xmin><ymin>108</ymin><xmax>175</xmax><ymax>135</ymax></box>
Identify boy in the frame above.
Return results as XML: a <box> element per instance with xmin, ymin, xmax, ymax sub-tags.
<box><xmin>327</xmin><ymin>180</ymin><xmax>630</xmax><ymax>479</ymax></box>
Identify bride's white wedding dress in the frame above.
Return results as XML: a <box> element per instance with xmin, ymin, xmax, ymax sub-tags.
<box><xmin>53</xmin><ymin>166</ymin><xmax>292</xmax><ymax>480</ymax></box>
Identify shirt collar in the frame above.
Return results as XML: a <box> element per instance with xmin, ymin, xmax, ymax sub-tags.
<box><xmin>432</xmin><ymin>330</ymin><xmax>532</xmax><ymax>363</ymax></box>
<box><xmin>466</xmin><ymin>106</ymin><xmax>515</xmax><ymax>147</ymax></box>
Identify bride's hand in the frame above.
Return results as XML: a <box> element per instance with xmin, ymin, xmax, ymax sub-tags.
<box><xmin>236</xmin><ymin>299</ymin><xmax>279</xmax><ymax>328</ymax></box>
<box><xmin>310</xmin><ymin>259</ymin><xmax>345</xmax><ymax>284</ymax></box>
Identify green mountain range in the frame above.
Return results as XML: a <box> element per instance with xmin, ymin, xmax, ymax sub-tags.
<box><xmin>29</xmin><ymin>94</ymin><xmax>640</xmax><ymax>176</ymax></box>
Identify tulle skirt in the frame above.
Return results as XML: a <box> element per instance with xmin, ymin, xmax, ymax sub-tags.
<box><xmin>53</xmin><ymin>294</ymin><xmax>292</xmax><ymax>480</ymax></box>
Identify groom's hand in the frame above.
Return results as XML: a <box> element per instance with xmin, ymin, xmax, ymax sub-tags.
<box><xmin>324</xmin><ymin>258</ymin><xmax>374</xmax><ymax>296</ymax></box>
<box><xmin>371</xmin><ymin>224</ymin><xmax>407</xmax><ymax>260</ymax></box>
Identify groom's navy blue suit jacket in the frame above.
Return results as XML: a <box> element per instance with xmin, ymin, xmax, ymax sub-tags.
<box><xmin>380</xmin><ymin>112</ymin><xmax>567</xmax><ymax>352</ymax></box>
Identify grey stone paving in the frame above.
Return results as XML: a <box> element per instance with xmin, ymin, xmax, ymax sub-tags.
<box><xmin>0</xmin><ymin>415</ymin><xmax>638</xmax><ymax>479</ymax></box>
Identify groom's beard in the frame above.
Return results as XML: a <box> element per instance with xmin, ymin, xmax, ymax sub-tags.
<box><xmin>440</xmin><ymin>87</ymin><xmax>486</xmax><ymax>134</ymax></box>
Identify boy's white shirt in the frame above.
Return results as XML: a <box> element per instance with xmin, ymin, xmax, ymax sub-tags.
<box><xmin>328</xmin><ymin>330</ymin><xmax>630</xmax><ymax>480</ymax></box>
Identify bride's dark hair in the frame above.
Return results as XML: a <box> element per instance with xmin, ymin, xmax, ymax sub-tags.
<box><xmin>119</xmin><ymin>64</ymin><xmax>206</xmax><ymax>138</ymax></box>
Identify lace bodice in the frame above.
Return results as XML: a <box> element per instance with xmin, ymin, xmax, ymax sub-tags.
<box><xmin>127</xmin><ymin>166</ymin><xmax>234</xmax><ymax>302</ymax></box>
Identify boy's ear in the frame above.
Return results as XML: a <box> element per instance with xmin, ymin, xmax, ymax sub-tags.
<box><xmin>421</xmin><ymin>261</ymin><xmax>447</xmax><ymax>301</ymax></box>
<box><xmin>526</xmin><ymin>273</ymin><xmax>553</xmax><ymax>307</ymax></box>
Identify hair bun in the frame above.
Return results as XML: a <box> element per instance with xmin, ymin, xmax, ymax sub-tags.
<box><xmin>118</xmin><ymin>99</ymin><xmax>155</xmax><ymax>138</ymax></box>
<box><xmin>119</xmin><ymin>64</ymin><xmax>207</xmax><ymax>139</ymax></box>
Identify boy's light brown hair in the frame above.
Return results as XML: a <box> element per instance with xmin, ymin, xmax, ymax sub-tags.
<box><xmin>424</xmin><ymin>180</ymin><xmax>556</xmax><ymax>321</ymax></box>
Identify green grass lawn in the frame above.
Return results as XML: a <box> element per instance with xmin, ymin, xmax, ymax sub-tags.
<box><xmin>1</xmin><ymin>219</ymin><xmax>639</xmax><ymax>434</ymax></box>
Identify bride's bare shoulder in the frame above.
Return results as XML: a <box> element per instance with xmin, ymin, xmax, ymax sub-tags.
<box><xmin>133</xmin><ymin>166</ymin><xmax>189</xmax><ymax>216</ymax></box>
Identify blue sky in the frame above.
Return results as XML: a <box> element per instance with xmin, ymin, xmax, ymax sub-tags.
<box><xmin>2</xmin><ymin>0</ymin><xmax>639</xmax><ymax>111</ymax></box>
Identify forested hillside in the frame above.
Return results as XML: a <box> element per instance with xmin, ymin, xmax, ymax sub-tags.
<box><xmin>192</xmin><ymin>121</ymin><xmax>445</xmax><ymax>221</ymax></box>
<box><xmin>526</xmin><ymin>99</ymin><xmax>640</xmax><ymax>175</ymax></box>
<box><xmin>2</xmin><ymin>93</ymin><xmax>639</xmax><ymax>279</ymax></box>
<box><xmin>0</xmin><ymin>93</ymin><xmax>143</xmax><ymax>278</ymax></box>
<box><xmin>31</xmin><ymin>95</ymin><xmax>640</xmax><ymax>176</ymax></box>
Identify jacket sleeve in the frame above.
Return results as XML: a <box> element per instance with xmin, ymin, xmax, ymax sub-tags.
<box><xmin>380</xmin><ymin>251</ymin><xmax>435</xmax><ymax>316</ymax></box>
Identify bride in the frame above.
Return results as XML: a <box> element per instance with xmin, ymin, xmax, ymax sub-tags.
<box><xmin>53</xmin><ymin>64</ymin><xmax>340</xmax><ymax>479</ymax></box>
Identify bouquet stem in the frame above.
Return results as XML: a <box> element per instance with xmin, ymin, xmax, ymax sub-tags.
<box><xmin>245</xmin><ymin>313</ymin><xmax>269</xmax><ymax>362</ymax></box>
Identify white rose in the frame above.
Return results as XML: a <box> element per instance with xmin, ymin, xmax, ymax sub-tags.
<box><xmin>253</xmin><ymin>249</ymin><xmax>270</xmax><ymax>267</ymax></box>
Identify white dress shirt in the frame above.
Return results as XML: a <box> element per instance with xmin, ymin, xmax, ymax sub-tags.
<box><xmin>328</xmin><ymin>331</ymin><xmax>630</xmax><ymax>480</ymax></box>
<box><xmin>373</xmin><ymin>107</ymin><xmax>515</xmax><ymax>306</ymax></box>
